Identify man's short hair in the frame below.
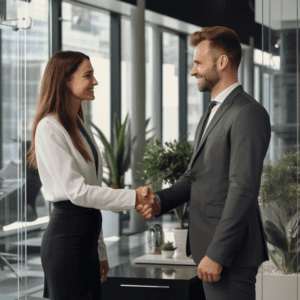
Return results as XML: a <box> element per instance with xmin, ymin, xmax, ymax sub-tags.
<box><xmin>190</xmin><ymin>26</ymin><xmax>242</xmax><ymax>71</ymax></box>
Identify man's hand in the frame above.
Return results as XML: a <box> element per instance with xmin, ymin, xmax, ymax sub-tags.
<box><xmin>198</xmin><ymin>255</ymin><xmax>223</xmax><ymax>283</ymax></box>
<box><xmin>136</xmin><ymin>204</ymin><xmax>155</xmax><ymax>219</ymax></box>
<box><xmin>100</xmin><ymin>260</ymin><xmax>109</xmax><ymax>284</ymax></box>
<box><xmin>135</xmin><ymin>186</ymin><xmax>161</xmax><ymax>220</ymax></box>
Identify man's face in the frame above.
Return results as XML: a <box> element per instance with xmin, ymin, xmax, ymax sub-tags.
<box><xmin>190</xmin><ymin>40</ymin><xmax>220</xmax><ymax>93</ymax></box>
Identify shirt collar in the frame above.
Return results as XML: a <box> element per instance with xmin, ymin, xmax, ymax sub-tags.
<box><xmin>212</xmin><ymin>82</ymin><xmax>240</xmax><ymax>104</ymax></box>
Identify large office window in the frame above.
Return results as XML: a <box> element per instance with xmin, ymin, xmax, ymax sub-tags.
<box><xmin>145</xmin><ymin>24</ymin><xmax>154</xmax><ymax>141</ymax></box>
<box><xmin>162</xmin><ymin>32</ymin><xmax>179</xmax><ymax>145</ymax></box>
<box><xmin>62</xmin><ymin>2</ymin><xmax>111</xmax><ymax>187</ymax></box>
<box><xmin>121</xmin><ymin>20</ymin><xmax>153</xmax><ymax>140</ymax></box>
<box><xmin>187</xmin><ymin>37</ymin><xmax>204</xmax><ymax>143</ymax></box>
<box><xmin>162</xmin><ymin>31</ymin><xmax>179</xmax><ymax>189</ymax></box>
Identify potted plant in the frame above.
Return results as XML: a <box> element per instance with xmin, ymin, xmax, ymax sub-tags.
<box><xmin>88</xmin><ymin>112</ymin><xmax>155</xmax><ymax>190</ymax></box>
<box><xmin>161</xmin><ymin>241</ymin><xmax>177</xmax><ymax>258</ymax></box>
<box><xmin>256</xmin><ymin>150</ymin><xmax>300</xmax><ymax>300</ymax></box>
<box><xmin>264</xmin><ymin>208</ymin><xmax>300</xmax><ymax>274</ymax></box>
<box><xmin>255</xmin><ymin>208</ymin><xmax>300</xmax><ymax>300</ymax></box>
<box><xmin>136</xmin><ymin>134</ymin><xmax>194</xmax><ymax>258</ymax></box>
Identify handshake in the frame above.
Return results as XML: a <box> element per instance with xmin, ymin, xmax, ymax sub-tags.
<box><xmin>135</xmin><ymin>186</ymin><xmax>161</xmax><ymax>220</ymax></box>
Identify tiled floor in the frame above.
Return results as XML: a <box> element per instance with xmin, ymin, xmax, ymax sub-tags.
<box><xmin>0</xmin><ymin>212</ymin><xmax>182</xmax><ymax>299</ymax></box>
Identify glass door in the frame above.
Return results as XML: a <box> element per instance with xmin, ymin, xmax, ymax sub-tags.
<box><xmin>0</xmin><ymin>0</ymin><xmax>43</xmax><ymax>298</ymax></box>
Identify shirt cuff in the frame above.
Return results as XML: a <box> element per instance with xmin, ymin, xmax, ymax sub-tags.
<box><xmin>155</xmin><ymin>193</ymin><xmax>161</xmax><ymax>204</ymax></box>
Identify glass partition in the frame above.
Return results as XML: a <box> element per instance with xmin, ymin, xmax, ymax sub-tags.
<box><xmin>256</xmin><ymin>0</ymin><xmax>300</xmax><ymax>299</ymax></box>
<box><xmin>0</xmin><ymin>0</ymin><xmax>49</xmax><ymax>298</ymax></box>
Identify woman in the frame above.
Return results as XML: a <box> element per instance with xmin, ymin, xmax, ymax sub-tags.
<box><xmin>26</xmin><ymin>51</ymin><xmax>159</xmax><ymax>299</ymax></box>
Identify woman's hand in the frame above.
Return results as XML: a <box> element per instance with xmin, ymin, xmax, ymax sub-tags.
<box><xmin>100</xmin><ymin>260</ymin><xmax>109</xmax><ymax>283</ymax></box>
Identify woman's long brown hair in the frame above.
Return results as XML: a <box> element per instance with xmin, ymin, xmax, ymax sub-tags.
<box><xmin>26</xmin><ymin>51</ymin><xmax>94</xmax><ymax>170</ymax></box>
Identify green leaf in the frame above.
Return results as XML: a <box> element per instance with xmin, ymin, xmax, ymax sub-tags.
<box><xmin>114</xmin><ymin>112</ymin><xmax>122</xmax><ymax>153</ymax></box>
<box><xmin>286</xmin><ymin>210</ymin><xmax>300</xmax><ymax>238</ymax></box>
<box><xmin>268</xmin><ymin>248</ymin><xmax>283</xmax><ymax>271</ymax></box>
<box><xmin>290</xmin><ymin>252</ymin><xmax>299</xmax><ymax>269</ymax></box>
<box><xmin>272</xmin><ymin>208</ymin><xmax>288</xmax><ymax>241</ymax></box>
<box><xmin>264</xmin><ymin>220</ymin><xmax>289</xmax><ymax>252</ymax></box>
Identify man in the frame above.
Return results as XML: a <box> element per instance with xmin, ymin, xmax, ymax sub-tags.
<box><xmin>136</xmin><ymin>26</ymin><xmax>271</xmax><ymax>300</ymax></box>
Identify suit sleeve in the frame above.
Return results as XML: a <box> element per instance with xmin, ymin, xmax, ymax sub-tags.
<box><xmin>205</xmin><ymin>103</ymin><xmax>271</xmax><ymax>268</ymax></box>
<box><xmin>154</xmin><ymin>142</ymin><xmax>194</xmax><ymax>218</ymax></box>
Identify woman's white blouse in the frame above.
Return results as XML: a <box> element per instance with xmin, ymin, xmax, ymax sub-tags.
<box><xmin>35</xmin><ymin>114</ymin><xmax>136</xmax><ymax>262</ymax></box>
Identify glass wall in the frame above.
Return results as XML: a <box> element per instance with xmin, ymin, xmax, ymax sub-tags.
<box><xmin>0</xmin><ymin>0</ymin><xmax>49</xmax><ymax>298</ymax></box>
<box><xmin>256</xmin><ymin>0</ymin><xmax>300</xmax><ymax>299</ymax></box>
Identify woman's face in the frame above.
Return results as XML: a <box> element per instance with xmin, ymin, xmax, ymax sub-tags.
<box><xmin>67</xmin><ymin>58</ymin><xmax>98</xmax><ymax>102</ymax></box>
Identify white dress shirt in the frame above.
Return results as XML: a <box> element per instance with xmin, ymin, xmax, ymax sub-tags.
<box><xmin>201</xmin><ymin>82</ymin><xmax>240</xmax><ymax>139</ymax></box>
<box><xmin>35</xmin><ymin>114</ymin><xmax>136</xmax><ymax>261</ymax></box>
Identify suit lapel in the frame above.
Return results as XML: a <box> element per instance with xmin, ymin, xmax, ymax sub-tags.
<box><xmin>196</xmin><ymin>101</ymin><xmax>233</xmax><ymax>153</ymax></box>
<box><xmin>190</xmin><ymin>86</ymin><xmax>244</xmax><ymax>167</ymax></box>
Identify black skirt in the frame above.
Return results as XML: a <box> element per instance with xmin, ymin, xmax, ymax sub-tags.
<box><xmin>40</xmin><ymin>200</ymin><xmax>102</xmax><ymax>300</ymax></box>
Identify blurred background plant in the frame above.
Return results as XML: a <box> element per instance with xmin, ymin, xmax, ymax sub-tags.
<box><xmin>136</xmin><ymin>134</ymin><xmax>193</xmax><ymax>229</ymax></box>
<box><xmin>264</xmin><ymin>208</ymin><xmax>300</xmax><ymax>274</ymax></box>
<box><xmin>88</xmin><ymin>112</ymin><xmax>155</xmax><ymax>189</ymax></box>
<box><xmin>259</xmin><ymin>150</ymin><xmax>300</xmax><ymax>219</ymax></box>
<box><xmin>161</xmin><ymin>241</ymin><xmax>177</xmax><ymax>251</ymax></box>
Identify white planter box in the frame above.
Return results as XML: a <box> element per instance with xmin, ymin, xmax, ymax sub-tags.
<box><xmin>256</xmin><ymin>273</ymin><xmax>300</xmax><ymax>300</ymax></box>
<box><xmin>256</xmin><ymin>255</ymin><xmax>300</xmax><ymax>300</ymax></box>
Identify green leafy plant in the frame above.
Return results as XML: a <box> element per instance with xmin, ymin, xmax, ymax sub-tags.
<box><xmin>264</xmin><ymin>208</ymin><xmax>300</xmax><ymax>274</ymax></box>
<box><xmin>161</xmin><ymin>241</ymin><xmax>177</xmax><ymax>251</ymax></box>
<box><xmin>135</xmin><ymin>134</ymin><xmax>193</xmax><ymax>229</ymax></box>
<box><xmin>88</xmin><ymin>112</ymin><xmax>155</xmax><ymax>189</ymax></box>
<box><xmin>259</xmin><ymin>150</ymin><xmax>300</xmax><ymax>214</ymax></box>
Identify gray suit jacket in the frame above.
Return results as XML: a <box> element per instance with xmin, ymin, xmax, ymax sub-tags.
<box><xmin>154</xmin><ymin>85</ymin><xmax>271</xmax><ymax>268</ymax></box>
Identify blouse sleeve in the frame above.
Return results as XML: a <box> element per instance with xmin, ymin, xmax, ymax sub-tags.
<box><xmin>35</xmin><ymin>121</ymin><xmax>136</xmax><ymax>211</ymax></box>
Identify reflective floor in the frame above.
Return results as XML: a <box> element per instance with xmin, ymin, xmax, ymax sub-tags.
<box><xmin>0</xmin><ymin>205</ymin><xmax>278</xmax><ymax>300</ymax></box>
<box><xmin>0</xmin><ymin>212</ymin><xmax>182</xmax><ymax>299</ymax></box>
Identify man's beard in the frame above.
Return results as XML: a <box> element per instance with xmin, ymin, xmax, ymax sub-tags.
<box><xmin>197</xmin><ymin>77</ymin><xmax>211</xmax><ymax>92</ymax></box>
<box><xmin>197</xmin><ymin>72</ymin><xmax>219</xmax><ymax>93</ymax></box>
<box><xmin>198</xmin><ymin>82</ymin><xmax>210</xmax><ymax>92</ymax></box>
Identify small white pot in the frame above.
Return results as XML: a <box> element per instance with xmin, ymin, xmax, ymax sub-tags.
<box><xmin>161</xmin><ymin>250</ymin><xmax>174</xmax><ymax>258</ymax></box>
<box><xmin>172</xmin><ymin>228</ymin><xmax>188</xmax><ymax>258</ymax></box>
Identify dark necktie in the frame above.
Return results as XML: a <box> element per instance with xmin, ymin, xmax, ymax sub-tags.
<box><xmin>197</xmin><ymin>100</ymin><xmax>218</xmax><ymax>148</ymax></box>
